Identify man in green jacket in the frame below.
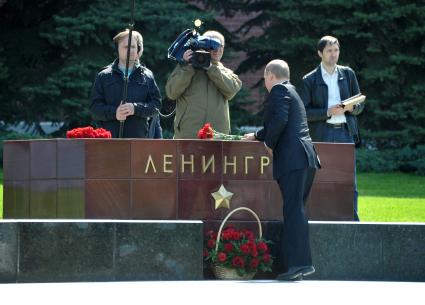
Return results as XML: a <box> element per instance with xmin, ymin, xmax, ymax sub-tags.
<box><xmin>165</xmin><ymin>30</ymin><xmax>242</xmax><ymax>139</ymax></box>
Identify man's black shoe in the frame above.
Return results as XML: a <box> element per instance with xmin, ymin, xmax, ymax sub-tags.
<box><xmin>276</xmin><ymin>265</ymin><xmax>315</xmax><ymax>281</ymax></box>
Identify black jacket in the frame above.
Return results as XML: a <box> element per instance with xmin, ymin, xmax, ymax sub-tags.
<box><xmin>300</xmin><ymin>65</ymin><xmax>364</xmax><ymax>145</ymax></box>
<box><xmin>256</xmin><ymin>81</ymin><xmax>320</xmax><ymax>179</ymax></box>
<box><xmin>90</xmin><ymin>59</ymin><xmax>162</xmax><ymax>138</ymax></box>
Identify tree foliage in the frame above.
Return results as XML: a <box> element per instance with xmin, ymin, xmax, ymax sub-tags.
<box><xmin>0</xmin><ymin>0</ymin><xmax>238</xmax><ymax>134</ymax></box>
<box><xmin>1</xmin><ymin>0</ymin><xmax>424</xmax><ymax>149</ymax></box>
<box><xmin>201</xmin><ymin>0</ymin><xmax>425</xmax><ymax>150</ymax></box>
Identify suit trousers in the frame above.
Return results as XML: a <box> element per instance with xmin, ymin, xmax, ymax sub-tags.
<box><xmin>277</xmin><ymin>167</ymin><xmax>316</xmax><ymax>270</ymax></box>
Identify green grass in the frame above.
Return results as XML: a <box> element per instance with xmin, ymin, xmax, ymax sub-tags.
<box><xmin>0</xmin><ymin>170</ymin><xmax>424</xmax><ymax>221</ymax></box>
<box><xmin>358</xmin><ymin>172</ymin><xmax>425</xmax><ymax>222</ymax></box>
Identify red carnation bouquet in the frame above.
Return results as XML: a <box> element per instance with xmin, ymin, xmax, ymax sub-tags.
<box><xmin>198</xmin><ymin>123</ymin><xmax>242</xmax><ymax>140</ymax></box>
<box><xmin>204</xmin><ymin>224</ymin><xmax>273</xmax><ymax>277</ymax></box>
<box><xmin>66</xmin><ymin>126</ymin><xmax>111</xmax><ymax>138</ymax></box>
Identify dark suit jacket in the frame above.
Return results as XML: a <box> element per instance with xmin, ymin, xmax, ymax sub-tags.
<box><xmin>255</xmin><ymin>81</ymin><xmax>320</xmax><ymax>180</ymax></box>
<box><xmin>300</xmin><ymin>65</ymin><xmax>364</xmax><ymax>145</ymax></box>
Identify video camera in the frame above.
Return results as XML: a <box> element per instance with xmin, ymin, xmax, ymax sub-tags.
<box><xmin>168</xmin><ymin>29</ymin><xmax>222</xmax><ymax>69</ymax></box>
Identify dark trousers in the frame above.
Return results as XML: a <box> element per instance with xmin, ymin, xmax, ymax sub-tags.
<box><xmin>277</xmin><ymin>167</ymin><xmax>316</xmax><ymax>270</ymax></box>
<box><xmin>322</xmin><ymin>124</ymin><xmax>359</xmax><ymax>221</ymax></box>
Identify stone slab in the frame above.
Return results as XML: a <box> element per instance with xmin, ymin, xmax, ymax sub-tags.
<box><xmin>114</xmin><ymin>222</ymin><xmax>203</xmax><ymax>280</ymax></box>
<box><xmin>2</xmin><ymin>221</ymin><xmax>422</xmax><ymax>283</ymax></box>
<box><xmin>18</xmin><ymin>221</ymin><xmax>115</xmax><ymax>282</ymax></box>
<box><xmin>0</xmin><ymin>222</ymin><xmax>17</xmax><ymax>282</ymax></box>
<box><xmin>0</xmin><ymin>220</ymin><xmax>203</xmax><ymax>283</ymax></box>
<box><xmin>309</xmin><ymin>222</ymin><xmax>425</xmax><ymax>281</ymax></box>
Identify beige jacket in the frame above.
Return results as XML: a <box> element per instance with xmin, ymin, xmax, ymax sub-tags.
<box><xmin>165</xmin><ymin>62</ymin><xmax>242</xmax><ymax>139</ymax></box>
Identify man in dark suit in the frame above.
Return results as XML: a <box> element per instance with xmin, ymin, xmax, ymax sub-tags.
<box><xmin>300</xmin><ymin>35</ymin><xmax>364</xmax><ymax>220</ymax></box>
<box><xmin>243</xmin><ymin>59</ymin><xmax>320</xmax><ymax>281</ymax></box>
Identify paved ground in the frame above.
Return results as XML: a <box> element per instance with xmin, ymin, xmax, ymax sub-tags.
<box><xmin>1</xmin><ymin>280</ymin><xmax>423</xmax><ymax>304</ymax></box>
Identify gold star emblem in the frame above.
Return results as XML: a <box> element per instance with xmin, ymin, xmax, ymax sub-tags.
<box><xmin>211</xmin><ymin>184</ymin><xmax>234</xmax><ymax>210</ymax></box>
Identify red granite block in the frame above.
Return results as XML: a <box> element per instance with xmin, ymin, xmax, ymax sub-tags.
<box><xmin>131</xmin><ymin>139</ymin><xmax>177</xmax><ymax>179</ymax></box>
<box><xmin>131</xmin><ymin>179</ymin><xmax>177</xmax><ymax>219</ymax></box>
<box><xmin>57</xmin><ymin>139</ymin><xmax>85</xmax><ymax>178</ymax></box>
<box><xmin>14</xmin><ymin>181</ymin><xmax>30</xmax><ymax>218</ymax></box>
<box><xmin>3</xmin><ymin>181</ymin><xmax>15</xmax><ymax>218</ymax></box>
<box><xmin>85</xmin><ymin>180</ymin><xmax>130</xmax><ymax>219</ymax></box>
<box><xmin>85</xmin><ymin>140</ymin><xmax>131</xmax><ymax>178</ymax></box>
<box><xmin>177</xmin><ymin>140</ymin><xmax>223</xmax><ymax>180</ymax></box>
<box><xmin>178</xmin><ymin>179</ymin><xmax>224</xmax><ymax>219</ymax></box>
<box><xmin>224</xmin><ymin>180</ymin><xmax>281</xmax><ymax>220</ymax></box>
<box><xmin>57</xmin><ymin>180</ymin><xmax>85</xmax><ymax>218</ymax></box>
<box><xmin>222</xmin><ymin>141</ymin><xmax>273</xmax><ymax>180</ymax></box>
<box><xmin>3</xmin><ymin>141</ymin><xmax>30</xmax><ymax>181</ymax></box>
<box><xmin>306</xmin><ymin>182</ymin><xmax>354</xmax><ymax>221</ymax></box>
<box><xmin>314</xmin><ymin>143</ymin><xmax>355</xmax><ymax>184</ymax></box>
<box><xmin>30</xmin><ymin>140</ymin><xmax>57</xmax><ymax>179</ymax></box>
<box><xmin>30</xmin><ymin>180</ymin><xmax>57</xmax><ymax>218</ymax></box>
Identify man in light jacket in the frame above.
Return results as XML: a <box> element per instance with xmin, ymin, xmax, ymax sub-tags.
<box><xmin>165</xmin><ymin>30</ymin><xmax>242</xmax><ymax>139</ymax></box>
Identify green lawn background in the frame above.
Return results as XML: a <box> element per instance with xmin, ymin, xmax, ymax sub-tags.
<box><xmin>0</xmin><ymin>170</ymin><xmax>424</xmax><ymax>221</ymax></box>
<box><xmin>357</xmin><ymin>172</ymin><xmax>425</xmax><ymax>222</ymax></box>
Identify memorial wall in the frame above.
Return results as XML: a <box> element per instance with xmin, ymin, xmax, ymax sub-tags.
<box><xmin>3</xmin><ymin>139</ymin><xmax>355</xmax><ymax>221</ymax></box>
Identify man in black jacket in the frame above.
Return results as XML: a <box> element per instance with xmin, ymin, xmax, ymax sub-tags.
<box><xmin>243</xmin><ymin>59</ymin><xmax>320</xmax><ymax>281</ymax></box>
<box><xmin>90</xmin><ymin>29</ymin><xmax>162</xmax><ymax>138</ymax></box>
<box><xmin>301</xmin><ymin>35</ymin><xmax>364</xmax><ymax>220</ymax></box>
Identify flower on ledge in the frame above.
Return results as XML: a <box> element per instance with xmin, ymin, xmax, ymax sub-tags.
<box><xmin>66</xmin><ymin>126</ymin><xmax>111</xmax><ymax>138</ymax></box>
<box><xmin>203</xmin><ymin>225</ymin><xmax>273</xmax><ymax>277</ymax></box>
<box><xmin>197</xmin><ymin>123</ymin><xmax>242</xmax><ymax>140</ymax></box>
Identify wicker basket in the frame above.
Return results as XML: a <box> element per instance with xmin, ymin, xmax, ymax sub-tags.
<box><xmin>212</xmin><ymin>207</ymin><xmax>263</xmax><ymax>280</ymax></box>
<box><xmin>212</xmin><ymin>264</ymin><xmax>256</xmax><ymax>280</ymax></box>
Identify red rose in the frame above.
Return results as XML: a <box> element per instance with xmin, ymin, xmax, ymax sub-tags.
<box><xmin>224</xmin><ymin>243</ymin><xmax>234</xmax><ymax>252</ymax></box>
<box><xmin>66</xmin><ymin>126</ymin><xmax>111</xmax><ymax>138</ymax></box>
<box><xmin>222</xmin><ymin>231</ymin><xmax>233</xmax><ymax>241</ymax></box>
<box><xmin>203</xmin><ymin>249</ymin><xmax>209</xmax><ymax>258</ymax></box>
<box><xmin>240</xmin><ymin>243</ymin><xmax>250</xmax><ymax>254</ymax></box>
<box><xmin>217</xmin><ymin>252</ymin><xmax>227</xmax><ymax>262</ymax></box>
<box><xmin>207</xmin><ymin>239</ymin><xmax>216</xmax><ymax>249</ymax></box>
<box><xmin>263</xmin><ymin>254</ymin><xmax>271</xmax><ymax>263</ymax></box>
<box><xmin>231</xmin><ymin>231</ymin><xmax>241</xmax><ymax>241</ymax></box>
<box><xmin>250</xmin><ymin>258</ymin><xmax>260</xmax><ymax>269</ymax></box>
<box><xmin>205</xmin><ymin>128</ymin><xmax>213</xmax><ymax>138</ymax></box>
<box><xmin>232</xmin><ymin>256</ymin><xmax>245</xmax><ymax>268</ymax></box>
<box><xmin>198</xmin><ymin>123</ymin><xmax>214</xmax><ymax>139</ymax></box>
<box><xmin>198</xmin><ymin>129</ymin><xmax>206</xmax><ymax>139</ymax></box>
<box><xmin>244</xmin><ymin>230</ymin><xmax>255</xmax><ymax>240</ymax></box>
<box><xmin>251</xmin><ymin>249</ymin><xmax>258</xmax><ymax>257</ymax></box>
<box><xmin>206</xmin><ymin>230</ymin><xmax>217</xmax><ymax>239</ymax></box>
<box><xmin>257</xmin><ymin>241</ymin><xmax>268</xmax><ymax>253</ymax></box>
<box><xmin>94</xmin><ymin>128</ymin><xmax>111</xmax><ymax>138</ymax></box>
<box><xmin>82</xmin><ymin>126</ymin><xmax>95</xmax><ymax>138</ymax></box>
<box><xmin>247</xmin><ymin>240</ymin><xmax>256</xmax><ymax>251</ymax></box>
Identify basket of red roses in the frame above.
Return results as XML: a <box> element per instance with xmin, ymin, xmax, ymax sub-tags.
<box><xmin>204</xmin><ymin>207</ymin><xmax>273</xmax><ymax>280</ymax></box>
